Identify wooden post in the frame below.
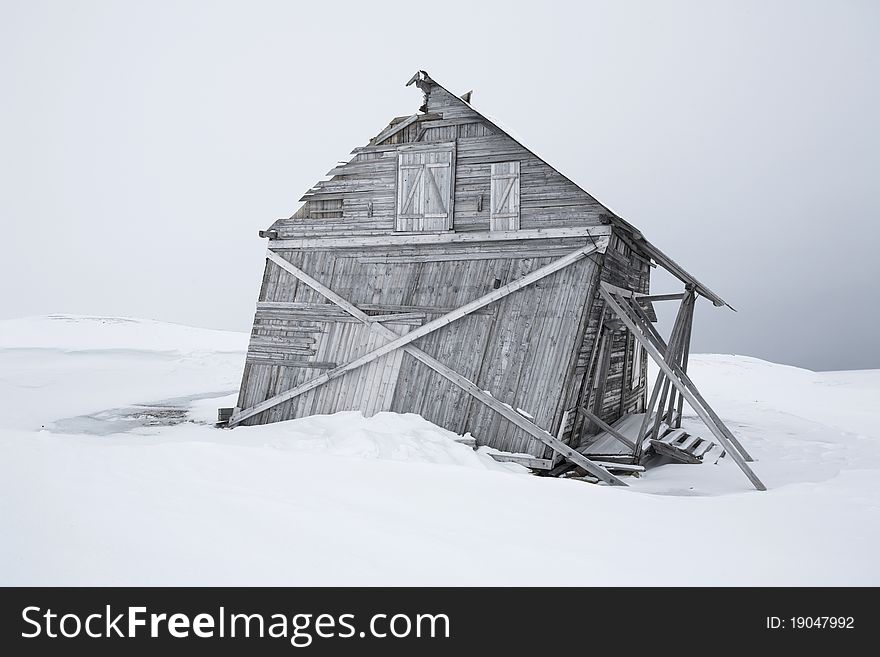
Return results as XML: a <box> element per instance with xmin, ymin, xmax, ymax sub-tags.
<box><xmin>599</xmin><ymin>286</ymin><xmax>765</xmax><ymax>491</ymax></box>
<box><xmin>673</xmin><ymin>291</ymin><xmax>695</xmax><ymax>429</ymax></box>
<box><xmin>633</xmin><ymin>292</ymin><xmax>689</xmax><ymax>461</ymax></box>
<box><xmin>659</xmin><ymin>292</ymin><xmax>693</xmax><ymax>428</ymax></box>
<box><xmin>569</xmin><ymin>301</ymin><xmax>606</xmax><ymax>449</ymax></box>
<box><xmin>649</xmin><ymin>293</ymin><xmax>692</xmax><ymax>442</ymax></box>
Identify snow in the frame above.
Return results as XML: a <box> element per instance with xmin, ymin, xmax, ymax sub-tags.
<box><xmin>515</xmin><ymin>407</ymin><xmax>535</xmax><ymax>420</ymax></box>
<box><xmin>1</xmin><ymin>315</ymin><xmax>878</xmax><ymax>585</ymax></box>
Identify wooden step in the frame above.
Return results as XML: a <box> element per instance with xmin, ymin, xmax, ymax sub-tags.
<box><xmin>660</xmin><ymin>428</ymin><xmax>687</xmax><ymax>445</ymax></box>
<box><xmin>650</xmin><ymin>438</ymin><xmax>702</xmax><ymax>464</ymax></box>
<box><xmin>691</xmin><ymin>439</ymin><xmax>716</xmax><ymax>459</ymax></box>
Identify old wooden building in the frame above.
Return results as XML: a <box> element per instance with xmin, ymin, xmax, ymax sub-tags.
<box><xmin>228</xmin><ymin>71</ymin><xmax>764</xmax><ymax>490</ymax></box>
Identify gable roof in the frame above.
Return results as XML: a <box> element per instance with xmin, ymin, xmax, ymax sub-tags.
<box><xmin>405</xmin><ymin>71</ymin><xmax>729</xmax><ymax>309</ymax></box>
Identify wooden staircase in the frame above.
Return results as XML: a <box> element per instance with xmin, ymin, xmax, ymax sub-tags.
<box><xmin>577</xmin><ymin>411</ymin><xmax>718</xmax><ymax>467</ymax></box>
<box><xmin>644</xmin><ymin>425</ymin><xmax>716</xmax><ymax>464</ymax></box>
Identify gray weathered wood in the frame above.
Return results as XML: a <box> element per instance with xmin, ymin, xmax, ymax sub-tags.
<box><xmin>649</xmin><ymin>292</ymin><xmax>692</xmax><ymax>443</ymax></box>
<box><xmin>490</xmin><ymin>161</ymin><xmax>521</xmax><ymax>230</ymax></box>
<box><xmin>639</xmin><ymin>293</ymin><xmax>686</xmax><ymax>302</ymax></box>
<box><xmin>673</xmin><ymin>293</ymin><xmax>695</xmax><ymax>429</ymax></box>
<box><xmin>231</xmin><ymin>247</ymin><xmax>624</xmax><ymax>485</ymax></box>
<box><xmin>234</xmin><ymin>241</ymin><xmax>608</xmax><ymax>424</ymax></box>
<box><xmin>370</xmin><ymin>112</ymin><xmax>438</xmax><ymax>146</ymax></box>
<box><xmin>488</xmin><ymin>453</ymin><xmax>554</xmax><ymax>469</ymax></box>
<box><xmin>577</xmin><ymin>407</ymin><xmax>636</xmax><ymax>451</ymax></box>
<box><xmin>268</xmin><ymin>226</ymin><xmax>612</xmax><ymax>250</ymax></box>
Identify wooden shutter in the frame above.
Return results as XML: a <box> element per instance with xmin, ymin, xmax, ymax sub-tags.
<box><xmin>490</xmin><ymin>161</ymin><xmax>520</xmax><ymax>231</ymax></box>
<box><xmin>396</xmin><ymin>143</ymin><xmax>454</xmax><ymax>232</ymax></box>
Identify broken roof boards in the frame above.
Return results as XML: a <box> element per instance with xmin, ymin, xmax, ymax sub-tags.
<box><xmin>229</xmin><ymin>70</ymin><xmax>762</xmax><ymax>490</ymax></box>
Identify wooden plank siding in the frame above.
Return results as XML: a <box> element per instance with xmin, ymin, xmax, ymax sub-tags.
<box><xmin>268</xmin><ymin>83</ymin><xmax>616</xmax><ymax>239</ymax></box>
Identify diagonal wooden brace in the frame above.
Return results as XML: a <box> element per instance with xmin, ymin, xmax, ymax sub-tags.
<box><xmin>230</xmin><ymin>239</ymin><xmax>625</xmax><ymax>486</ymax></box>
<box><xmin>598</xmin><ymin>284</ymin><xmax>765</xmax><ymax>491</ymax></box>
<box><xmin>622</xmin><ymin>291</ymin><xmax>754</xmax><ymax>462</ymax></box>
<box><xmin>577</xmin><ymin>407</ymin><xmax>636</xmax><ymax>451</ymax></box>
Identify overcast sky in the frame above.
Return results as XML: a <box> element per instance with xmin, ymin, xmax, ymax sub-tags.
<box><xmin>1</xmin><ymin>0</ymin><xmax>877</xmax><ymax>371</ymax></box>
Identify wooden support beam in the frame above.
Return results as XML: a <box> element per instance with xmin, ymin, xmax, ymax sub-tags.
<box><xmin>598</xmin><ymin>286</ymin><xmax>765</xmax><ymax>491</ymax></box>
<box><xmin>632</xmin><ymin>291</ymin><xmax>692</xmax><ymax>460</ymax></box>
<box><xmin>663</xmin><ymin>291</ymin><xmax>695</xmax><ymax>427</ymax></box>
<box><xmin>639</xmin><ymin>293</ymin><xmax>687</xmax><ymax>302</ymax></box>
<box><xmin>570</xmin><ymin>301</ymin><xmax>606</xmax><ymax>450</ymax></box>
<box><xmin>623</xmin><ymin>291</ymin><xmax>754</xmax><ymax>463</ymax></box>
<box><xmin>577</xmin><ymin>407</ymin><xmax>636</xmax><ymax>451</ymax></box>
<box><xmin>268</xmin><ymin>226</ymin><xmax>612</xmax><ymax>250</ymax></box>
<box><xmin>674</xmin><ymin>294</ymin><xmax>695</xmax><ymax>429</ymax></box>
<box><xmin>229</xmin><ymin>245</ymin><xmax>624</xmax><ymax>486</ymax></box>
<box><xmin>597</xmin><ymin>284</ymin><xmax>683</xmax><ymax>306</ymax></box>
<box><xmin>403</xmin><ymin>347</ymin><xmax>626</xmax><ymax>485</ymax></box>
<box><xmin>649</xmin><ymin>292</ymin><xmax>692</xmax><ymax>443</ymax></box>
<box><xmin>598</xmin><ymin>282</ymin><xmax>643</xmax><ymax>299</ymax></box>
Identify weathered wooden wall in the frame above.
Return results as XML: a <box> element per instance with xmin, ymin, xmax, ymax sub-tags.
<box><xmin>237</xmin><ymin>238</ymin><xmax>602</xmax><ymax>457</ymax></box>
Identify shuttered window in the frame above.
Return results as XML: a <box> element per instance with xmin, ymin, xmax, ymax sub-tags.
<box><xmin>490</xmin><ymin>161</ymin><xmax>520</xmax><ymax>231</ymax></box>
<box><xmin>396</xmin><ymin>143</ymin><xmax>455</xmax><ymax>232</ymax></box>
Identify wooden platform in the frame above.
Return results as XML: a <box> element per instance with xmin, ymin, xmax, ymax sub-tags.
<box><xmin>579</xmin><ymin>413</ymin><xmax>646</xmax><ymax>460</ymax></box>
<box><xmin>649</xmin><ymin>427</ymin><xmax>716</xmax><ymax>464</ymax></box>
<box><xmin>578</xmin><ymin>412</ymin><xmax>716</xmax><ymax>465</ymax></box>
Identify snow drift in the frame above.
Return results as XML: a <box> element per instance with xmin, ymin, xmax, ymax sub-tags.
<box><xmin>1</xmin><ymin>315</ymin><xmax>878</xmax><ymax>585</ymax></box>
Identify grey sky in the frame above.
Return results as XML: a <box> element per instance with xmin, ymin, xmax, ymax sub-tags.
<box><xmin>1</xmin><ymin>0</ymin><xmax>877</xmax><ymax>371</ymax></box>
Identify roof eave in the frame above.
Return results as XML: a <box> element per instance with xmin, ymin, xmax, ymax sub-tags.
<box><xmin>629</xmin><ymin>230</ymin><xmax>732</xmax><ymax>309</ymax></box>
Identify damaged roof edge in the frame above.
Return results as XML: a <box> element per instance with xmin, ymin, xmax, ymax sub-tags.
<box><xmin>609</xmin><ymin>214</ymin><xmax>731</xmax><ymax>309</ymax></box>
<box><xmin>412</xmin><ymin>70</ymin><xmax>733</xmax><ymax>310</ymax></box>
<box><xmin>634</xmin><ymin>234</ymin><xmax>733</xmax><ymax>310</ymax></box>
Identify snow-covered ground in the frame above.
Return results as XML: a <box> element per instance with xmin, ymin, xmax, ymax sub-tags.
<box><xmin>1</xmin><ymin>315</ymin><xmax>877</xmax><ymax>585</ymax></box>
